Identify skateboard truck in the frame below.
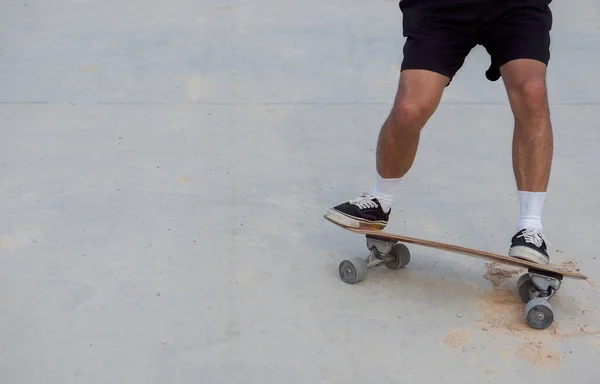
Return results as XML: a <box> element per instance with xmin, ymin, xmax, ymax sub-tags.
<box><xmin>530</xmin><ymin>271</ymin><xmax>562</xmax><ymax>297</ymax></box>
<box><xmin>338</xmin><ymin>235</ymin><xmax>411</xmax><ymax>286</ymax></box>
<box><xmin>516</xmin><ymin>270</ymin><xmax>563</xmax><ymax>329</ymax></box>
<box><xmin>366</xmin><ymin>235</ymin><xmax>396</xmax><ymax>258</ymax></box>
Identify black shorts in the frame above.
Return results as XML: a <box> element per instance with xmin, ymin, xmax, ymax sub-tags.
<box><xmin>399</xmin><ymin>0</ymin><xmax>553</xmax><ymax>82</ymax></box>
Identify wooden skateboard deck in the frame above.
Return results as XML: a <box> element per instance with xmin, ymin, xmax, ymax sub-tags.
<box><xmin>325</xmin><ymin>216</ymin><xmax>587</xmax><ymax>280</ymax></box>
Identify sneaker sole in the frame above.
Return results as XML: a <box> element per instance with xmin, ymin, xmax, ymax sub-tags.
<box><xmin>509</xmin><ymin>245</ymin><xmax>550</xmax><ymax>266</ymax></box>
<box><xmin>324</xmin><ymin>208</ymin><xmax>387</xmax><ymax>231</ymax></box>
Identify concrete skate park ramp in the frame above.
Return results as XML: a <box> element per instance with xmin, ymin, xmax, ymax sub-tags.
<box><xmin>1</xmin><ymin>0</ymin><xmax>599</xmax><ymax>383</ymax></box>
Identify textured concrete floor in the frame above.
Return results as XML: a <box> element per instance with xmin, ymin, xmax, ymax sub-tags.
<box><xmin>1</xmin><ymin>0</ymin><xmax>600</xmax><ymax>383</ymax></box>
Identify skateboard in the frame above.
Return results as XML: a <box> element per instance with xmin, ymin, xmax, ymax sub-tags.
<box><xmin>324</xmin><ymin>216</ymin><xmax>588</xmax><ymax>330</ymax></box>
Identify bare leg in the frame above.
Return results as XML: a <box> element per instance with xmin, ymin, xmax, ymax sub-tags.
<box><xmin>325</xmin><ymin>69</ymin><xmax>448</xmax><ymax>230</ymax></box>
<box><xmin>376</xmin><ymin>69</ymin><xmax>450</xmax><ymax>178</ymax></box>
<box><xmin>502</xmin><ymin>58</ymin><xmax>553</xmax><ymax>265</ymax></box>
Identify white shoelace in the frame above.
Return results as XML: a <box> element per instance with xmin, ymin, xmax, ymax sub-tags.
<box><xmin>349</xmin><ymin>194</ymin><xmax>378</xmax><ymax>209</ymax></box>
<box><xmin>517</xmin><ymin>228</ymin><xmax>550</xmax><ymax>247</ymax></box>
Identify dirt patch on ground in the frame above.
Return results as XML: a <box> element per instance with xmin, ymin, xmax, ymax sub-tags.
<box><xmin>475</xmin><ymin>287</ymin><xmax>529</xmax><ymax>333</ymax></box>
<box><xmin>476</xmin><ymin>275</ymin><xmax>599</xmax><ymax>339</ymax></box>
<box><xmin>474</xmin><ymin>287</ymin><xmax>566</xmax><ymax>370</ymax></box>
<box><xmin>516</xmin><ymin>342</ymin><xmax>562</xmax><ymax>370</ymax></box>
<box><xmin>484</xmin><ymin>262</ymin><xmax>523</xmax><ymax>287</ymax></box>
<box><xmin>442</xmin><ymin>330</ymin><xmax>471</xmax><ymax>349</ymax></box>
<box><xmin>553</xmin><ymin>259</ymin><xmax>581</xmax><ymax>274</ymax></box>
<box><xmin>475</xmin><ymin>261</ymin><xmax>599</xmax><ymax>370</ymax></box>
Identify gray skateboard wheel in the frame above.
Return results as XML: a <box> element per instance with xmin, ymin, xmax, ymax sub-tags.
<box><xmin>517</xmin><ymin>274</ymin><xmax>537</xmax><ymax>304</ymax></box>
<box><xmin>385</xmin><ymin>243</ymin><xmax>411</xmax><ymax>270</ymax></box>
<box><xmin>339</xmin><ymin>257</ymin><xmax>368</xmax><ymax>284</ymax></box>
<box><xmin>525</xmin><ymin>298</ymin><xmax>554</xmax><ymax>330</ymax></box>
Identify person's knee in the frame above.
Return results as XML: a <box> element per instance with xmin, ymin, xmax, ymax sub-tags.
<box><xmin>390</xmin><ymin>97</ymin><xmax>435</xmax><ymax>132</ymax></box>
<box><xmin>510</xmin><ymin>77</ymin><xmax>549</xmax><ymax>120</ymax></box>
<box><xmin>387</xmin><ymin>69</ymin><xmax>447</xmax><ymax>132</ymax></box>
<box><xmin>519</xmin><ymin>78</ymin><xmax>548</xmax><ymax>107</ymax></box>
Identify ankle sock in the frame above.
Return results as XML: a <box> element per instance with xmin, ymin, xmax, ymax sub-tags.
<box><xmin>371</xmin><ymin>174</ymin><xmax>401</xmax><ymax>213</ymax></box>
<box><xmin>517</xmin><ymin>191</ymin><xmax>546</xmax><ymax>232</ymax></box>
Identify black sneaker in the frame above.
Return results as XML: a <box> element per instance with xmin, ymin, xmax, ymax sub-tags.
<box><xmin>324</xmin><ymin>194</ymin><xmax>390</xmax><ymax>230</ymax></box>
<box><xmin>508</xmin><ymin>228</ymin><xmax>550</xmax><ymax>265</ymax></box>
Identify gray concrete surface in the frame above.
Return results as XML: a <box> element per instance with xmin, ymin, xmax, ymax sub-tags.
<box><xmin>1</xmin><ymin>0</ymin><xmax>599</xmax><ymax>383</ymax></box>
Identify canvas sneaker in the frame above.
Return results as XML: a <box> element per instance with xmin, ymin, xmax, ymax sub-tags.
<box><xmin>324</xmin><ymin>193</ymin><xmax>390</xmax><ymax>230</ymax></box>
<box><xmin>509</xmin><ymin>228</ymin><xmax>550</xmax><ymax>265</ymax></box>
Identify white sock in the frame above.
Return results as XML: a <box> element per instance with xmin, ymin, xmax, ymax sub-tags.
<box><xmin>517</xmin><ymin>191</ymin><xmax>546</xmax><ymax>232</ymax></box>
<box><xmin>371</xmin><ymin>174</ymin><xmax>401</xmax><ymax>213</ymax></box>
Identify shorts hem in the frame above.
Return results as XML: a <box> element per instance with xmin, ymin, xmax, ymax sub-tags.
<box><xmin>496</xmin><ymin>55</ymin><xmax>550</xmax><ymax>69</ymax></box>
<box><xmin>400</xmin><ymin>63</ymin><xmax>454</xmax><ymax>80</ymax></box>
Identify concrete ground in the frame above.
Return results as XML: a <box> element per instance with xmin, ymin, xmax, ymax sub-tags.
<box><xmin>1</xmin><ymin>0</ymin><xmax>599</xmax><ymax>382</ymax></box>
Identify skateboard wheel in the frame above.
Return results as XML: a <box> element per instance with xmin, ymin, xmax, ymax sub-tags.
<box><xmin>385</xmin><ymin>243</ymin><xmax>411</xmax><ymax>270</ymax></box>
<box><xmin>524</xmin><ymin>298</ymin><xmax>554</xmax><ymax>330</ymax></box>
<box><xmin>339</xmin><ymin>257</ymin><xmax>368</xmax><ymax>284</ymax></box>
<box><xmin>517</xmin><ymin>274</ymin><xmax>536</xmax><ymax>304</ymax></box>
